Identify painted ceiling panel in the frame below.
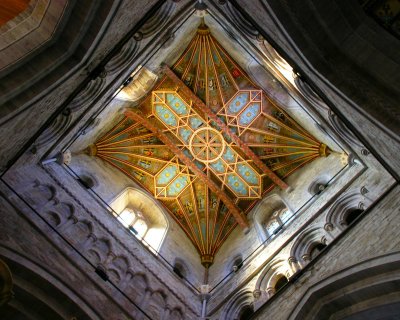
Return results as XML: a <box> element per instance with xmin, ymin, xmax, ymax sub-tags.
<box><xmin>90</xmin><ymin>23</ymin><xmax>329</xmax><ymax>266</ymax></box>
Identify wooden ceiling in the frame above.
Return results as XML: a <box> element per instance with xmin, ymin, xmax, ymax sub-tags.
<box><xmin>91</xmin><ymin>23</ymin><xmax>329</xmax><ymax>267</ymax></box>
<box><xmin>0</xmin><ymin>0</ymin><xmax>30</xmax><ymax>26</ymax></box>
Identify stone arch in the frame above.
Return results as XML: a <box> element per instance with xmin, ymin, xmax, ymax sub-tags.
<box><xmin>62</xmin><ymin>219</ymin><xmax>94</xmax><ymax>248</ymax></box>
<box><xmin>106</xmin><ymin>37</ymin><xmax>139</xmax><ymax>75</ymax></box>
<box><xmin>0</xmin><ymin>258</ymin><xmax>13</xmax><ymax>307</ymax></box>
<box><xmin>0</xmin><ymin>248</ymin><xmax>98</xmax><ymax>319</ymax></box>
<box><xmin>293</xmin><ymin>75</ymin><xmax>330</xmax><ymax>112</ymax></box>
<box><xmin>169</xmin><ymin>307</ymin><xmax>184</xmax><ymax>320</ymax></box>
<box><xmin>87</xmin><ymin>237</ymin><xmax>112</xmax><ymax>267</ymax></box>
<box><xmin>136</xmin><ymin>1</ymin><xmax>176</xmax><ymax>39</ymax></box>
<box><xmin>252</xmin><ymin>194</ymin><xmax>292</xmax><ymax>243</ymax></box>
<box><xmin>70</xmin><ymin>77</ymin><xmax>105</xmax><ymax>112</ymax></box>
<box><xmin>35</xmin><ymin>110</ymin><xmax>73</xmax><ymax>148</ymax></box>
<box><xmin>107</xmin><ymin>255</ymin><xmax>130</xmax><ymax>284</ymax></box>
<box><xmin>255</xmin><ymin>258</ymin><xmax>292</xmax><ymax>304</ymax></box>
<box><xmin>110</xmin><ymin>187</ymin><xmax>169</xmax><ymax>251</ymax></box>
<box><xmin>126</xmin><ymin>272</ymin><xmax>149</xmax><ymax>305</ymax></box>
<box><xmin>288</xmin><ymin>252</ymin><xmax>400</xmax><ymax>320</ymax></box>
<box><xmin>173</xmin><ymin>257</ymin><xmax>190</xmax><ymax>280</ymax></box>
<box><xmin>24</xmin><ymin>181</ymin><xmax>57</xmax><ymax>210</ymax></box>
<box><xmin>220</xmin><ymin>289</ymin><xmax>254</xmax><ymax>320</ymax></box>
<box><xmin>328</xmin><ymin>110</ymin><xmax>363</xmax><ymax>148</ymax></box>
<box><xmin>325</xmin><ymin>191</ymin><xmax>372</xmax><ymax>233</ymax></box>
<box><xmin>146</xmin><ymin>290</ymin><xmax>167</xmax><ymax>320</ymax></box>
<box><xmin>45</xmin><ymin>201</ymin><xmax>75</xmax><ymax>228</ymax></box>
<box><xmin>289</xmin><ymin>227</ymin><xmax>330</xmax><ymax>270</ymax></box>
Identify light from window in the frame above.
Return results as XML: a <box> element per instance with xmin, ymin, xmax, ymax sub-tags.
<box><xmin>267</xmin><ymin>220</ymin><xmax>280</xmax><ymax>235</ymax></box>
<box><xmin>133</xmin><ymin>218</ymin><xmax>148</xmax><ymax>238</ymax></box>
<box><xmin>118</xmin><ymin>208</ymin><xmax>135</xmax><ymax>227</ymax></box>
<box><xmin>280</xmin><ymin>209</ymin><xmax>292</xmax><ymax>224</ymax></box>
<box><xmin>117</xmin><ymin>208</ymin><xmax>148</xmax><ymax>239</ymax></box>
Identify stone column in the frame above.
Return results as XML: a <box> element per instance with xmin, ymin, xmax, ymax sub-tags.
<box><xmin>288</xmin><ymin>256</ymin><xmax>301</xmax><ymax>273</ymax></box>
<box><xmin>266</xmin><ymin>287</ymin><xmax>276</xmax><ymax>298</ymax></box>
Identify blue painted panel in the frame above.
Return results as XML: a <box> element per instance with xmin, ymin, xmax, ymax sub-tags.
<box><xmin>238</xmin><ymin>102</ymin><xmax>260</xmax><ymax>126</ymax></box>
<box><xmin>189</xmin><ymin>116</ymin><xmax>204</xmax><ymax>130</ymax></box>
<box><xmin>179</xmin><ymin>127</ymin><xmax>192</xmax><ymax>143</ymax></box>
<box><xmin>227</xmin><ymin>174</ymin><xmax>248</xmax><ymax>196</ymax></box>
<box><xmin>155</xmin><ymin>104</ymin><xmax>178</xmax><ymax>127</ymax></box>
<box><xmin>210</xmin><ymin>159</ymin><xmax>226</xmax><ymax>173</ymax></box>
<box><xmin>222</xmin><ymin>147</ymin><xmax>235</xmax><ymax>163</ymax></box>
<box><xmin>156</xmin><ymin>164</ymin><xmax>178</xmax><ymax>186</ymax></box>
<box><xmin>237</xmin><ymin>164</ymin><xmax>258</xmax><ymax>185</ymax></box>
<box><xmin>167</xmin><ymin>175</ymin><xmax>189</xmax><ymax>197</ymax></box>
<box><xmin>227</xmin><ymin>92</ymin><xmax>249</xmax><ymax>115</ymax></box>
<box><xmin>166</xmin><ymin>93</ymin><xmax>189</xmax><ymax>115</ymax></box>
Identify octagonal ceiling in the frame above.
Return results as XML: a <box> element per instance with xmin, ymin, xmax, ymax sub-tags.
<box><xmin>89</xmin><ymin>22</ymin><xmax>330</xmax><ymax>267</ymax></box>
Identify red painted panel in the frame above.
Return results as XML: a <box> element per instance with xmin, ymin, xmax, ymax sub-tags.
<box><xmin>0</xmin><ymin>0</ymin><xmax>30</xmax><ymax>26</ymax></box>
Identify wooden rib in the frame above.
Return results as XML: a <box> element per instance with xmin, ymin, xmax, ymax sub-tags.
<box><xmin>163</xmin><ymin>65</ymin><xmax>289</xmax><ymax>190</ymax></box>
<box><xmin>205</xmin><ymin>35</ymin><xmax>228</xmax><ymax>111</ymax></box>
<box><xmin>125</xmin><ymin>109</ymin><xmax>249</xmax><ymax>229</ymax></box>
<box><xmin>261</xmin><ymin>112</ymin><xmax>319</xmax><ymax>145</ymax></box>
<box><xmin>208</xmin><ymin>36</ymin><xmax>239</xmax><ymax>91</ymax></box>
<box><xmin>258</xmin><ymin>150</ymin><xmax>317</xmax><ymax>160</ymax></box>
<box><xmin>98</xmin><ymin>154</ymin><xmax>154</xmax><ymax>176</ymax></box>
<box><xmin>211</xmin><ymin>34</ymin><xmax>259</xmax><ymax>89</ymax></box>
<box><xmin>245</xmin><ymin>126</ymin><xmax>318</xmax><ymax>147</ymax></box>
<box><xmin>270</xmin><ymin>154</ymin><xmax>318</xmax><ymax>171</ymax></box>
<box><xmin>176</xmin><ymin>199</ymin><xmax>203</xmax><ymax>253</ymax></box>
<box><xmin>182</xmin><ymin>36</ymin><xmax>201</xmax><ymax>80</ymax></box>
<box><xmin>97</xmin><ymin>150</ymin><xmax>169</xmax><ymax>164</ymax></box>
<box><xmin>189</xmin><ymin>181</ymin><xmax>206</xmax><ymax>254</ymax></box>
<box><xmin>97</xmin><ymin>133</ymin><xmax>155</xmax><ymax>147</ymax></box>
<box><xmin>246</xmin><ymin>143</ymin><xmax>319</xmax><ymax>150</ymax></box>
<box><xmin>97</xmin><ymin>117</ymin><xmax>129</xmax><ymax>143</ymax></box>
<box><xmin>98</xmin><ymin>122</ymin><xmax>143</xmax><ymax>145</ymax></box>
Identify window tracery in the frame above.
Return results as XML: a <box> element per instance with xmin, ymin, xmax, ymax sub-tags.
<box><xmin>117</xmin><ymin>207</ymin><xmax>149</xmax><ymax>239</ymax></box>
<box><xmin>110</xmin><ymin>188</ymin><xmax>168</xmax><ymax>252</ymax></box>
<box><xmin>265</xmin><ymin>208</ymin><xmax>292</xmax><ymax>238</ymax></box>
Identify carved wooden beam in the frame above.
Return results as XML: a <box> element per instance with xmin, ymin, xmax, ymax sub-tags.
<box><xmin>163</xmin><ymin>65</ymin><xmax>289</xmax><ymax>190</ymax></box>
<box><xmin>124</xmin><ymin>110</ymin><xmax>250</xmax><ymax>229</ymax></box>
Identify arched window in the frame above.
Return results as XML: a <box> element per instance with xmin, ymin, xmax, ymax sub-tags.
<box><xmin>253</xmin><ymin>195</ymin><xmax>292</xmax><ymax>243</ymax></box>
<box><xmin>265</xmin><ymin>208</ymin><xmax>293</xmax><ymax>238</ymax></box>
<box><xmin>110</xmin><ymin>188</ymin><xmax>169</xmax><ymax>252</ymax></box>
<box><xmin>117</xmin><ymin>207</ymin><xmax>149</xmax><ymax>239</ymax></box>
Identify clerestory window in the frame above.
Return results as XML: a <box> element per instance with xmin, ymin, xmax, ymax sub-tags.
<box><xmin>265</xmin><ymin>209</ymin><xmax>293</xmax><ymax>238</ymax></box>
<box><xmin>117</xmin><ymin>207</ymin><xmax>149</xmax><ymax>239</ymax></box>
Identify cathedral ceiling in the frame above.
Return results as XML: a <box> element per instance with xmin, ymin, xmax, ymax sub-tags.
<box><xmin>89</xmin><ymin>23</ymin><xmax>329</xmax><ymax>266</ymax></box>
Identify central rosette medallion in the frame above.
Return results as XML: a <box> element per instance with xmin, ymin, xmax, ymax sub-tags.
<box><xmin>189</xmin><ymin>127</ymin><xmax>226</xmax><ymax>163</ymax></box>
<box><xmin>151</xmin><ymin>90</ymin><xmax>263</xmax><ymax>199</ymax></box>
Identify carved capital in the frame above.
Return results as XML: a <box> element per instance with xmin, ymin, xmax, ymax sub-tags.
<box><xmin>253</xmin><ymin>289</ymin><xmax>261</xmax><ymax>299</ymax></box>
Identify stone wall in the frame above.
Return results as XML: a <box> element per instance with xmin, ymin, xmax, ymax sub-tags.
<box><xmin>251</xmin><ymin>184</ymin><xmax>400</xmax><ymax>319</ymax></box>
<box><xmin>1</xmin><ymin>159</ymin><xmax>201</xmax><ymax>319</ymax></box>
